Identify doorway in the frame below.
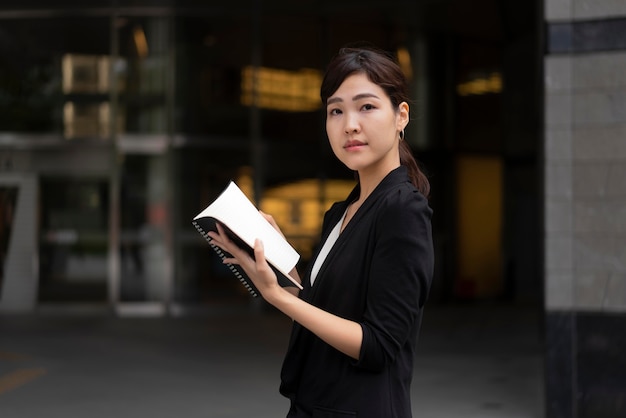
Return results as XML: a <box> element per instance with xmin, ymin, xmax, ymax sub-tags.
<box><xmin>38</xmin><ymin>177</ymin><xmax>109</xmax><ymax>304</ymax></box>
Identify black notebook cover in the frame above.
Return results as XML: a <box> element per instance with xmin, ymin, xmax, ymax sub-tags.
<box><xmin>192</xmin><ymin>217</ymin><xmax>261</xmax><ymax>297</ymax></box>
<box><xmin>193</xmin><ymin>217</ymin><xmax>300</xmax><ymax>297</ymax></box>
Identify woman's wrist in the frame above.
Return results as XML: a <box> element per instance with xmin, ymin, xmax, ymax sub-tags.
<box><xmin>263</xmin><ymin>284</ymin><xmax>294</xmax><ymax>309</ymax></box>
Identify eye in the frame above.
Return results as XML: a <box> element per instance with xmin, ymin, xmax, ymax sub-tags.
<box><xmin>361</xmin><ymin>103</ymin><xmax>375</xmax><ymax>111</ymax></box>
<box><xmin>328</xmin><ymin>108</ymin><xmax>342</xmax><ymax>116</ymax></box>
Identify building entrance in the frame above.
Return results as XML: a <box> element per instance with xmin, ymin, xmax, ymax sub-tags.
<box><xmin>38</xmin><ymin>177</ymin><xmax>110</xmax><ymax>304</ymax></box>
<box><xmin>0</xmin><ymin>1</ymin><xmax>543</xmax><ymax>312</ymax></box>
<box><xmin>114</xmin><ymin>150</ymin><xmax>172</xmax><ymax>316</ymax></box>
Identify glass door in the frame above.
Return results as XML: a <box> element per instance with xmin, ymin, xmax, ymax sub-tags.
<box><xmin>115</xmin><ymin>153</ymin><xmax>171</xmax><ymax>315</ymax></box>
<box><xmin>38</xmin><ymin>177</ymin><xmax>109</xmax><ymax>304</ymax></box>
<box><xmin>111</xmin><ymin>14</ymin><xmax>172</xmax><ymax>315</ymax></box>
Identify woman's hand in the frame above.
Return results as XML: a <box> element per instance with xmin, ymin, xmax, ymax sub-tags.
<box><xmin>208</xmin><ymin>222</ymin><xmax>362</xmax><ymax>360</ymax></box>
<box><xmin>207</xmin><ymin>222</ymin><xmax>282</xmax><ymax>300</ymax></box>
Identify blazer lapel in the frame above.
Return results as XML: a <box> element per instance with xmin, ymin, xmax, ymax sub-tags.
<box><xmin>307</xmin><ymin>166</ymin><xmax>410</xmax><ymax>296</ymax></box>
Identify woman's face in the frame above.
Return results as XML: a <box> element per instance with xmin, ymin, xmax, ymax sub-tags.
<box><xmin>325</xmin><ymin>72</ymin><xmax>408</xmax><ymax>178</ymax></box>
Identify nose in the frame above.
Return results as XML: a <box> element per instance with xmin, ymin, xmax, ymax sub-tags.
<box><xmin>344</xmin><ymin>112</ymin><xmax>360</xmax><ymax>134</ymax></box>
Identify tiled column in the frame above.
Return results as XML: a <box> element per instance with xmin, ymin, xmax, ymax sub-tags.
<box><xmin>544</xmin><ymin>1</ymin><xmax>626</xmax><ymax>417</ymax></box>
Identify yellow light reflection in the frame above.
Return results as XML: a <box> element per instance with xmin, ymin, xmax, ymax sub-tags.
<box><xmin>233</xmin><ymin>172</ymin><xmax>356</xmax><ymax>260</ymax></box>
<box><xmin>259</xmin><ymin>178</ymin><xmax>355</xmax><ymax>259</ymax></box>
<box><xmin>133</xmin><ymin>25</ymin><xmax>149</xmax><ymax>59</ymax></box>
<box><xmin>234</xmin><ymin>166</ymin><xmax>356</xmax><ymax>259</ymax></box>
<box><xmin>396</xmin><ymin>47</ymin><xmax>413</xmax><ymax>80</ymax></box>
<box><xmin>241</xmin><ymin>66</ymin><xmax>322</xmax><ymax>112</ymax></box>
<box><xmin>456</xmin><ymin>156</ymin><xmax>503</xmax><ymax>298</ymax></box>
<box><xmin>457</xmin><ymin>72</ymin><xmax>502</xmax><ymax>96</ymax></box>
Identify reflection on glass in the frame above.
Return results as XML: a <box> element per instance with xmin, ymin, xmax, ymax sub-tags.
<box><xmin>240</xmin><ymin>66</ymin><xmax>322</xmax><ymax>112</ymax></box>
<box><xmin>61</xmin><ymin>53</ymin><xmax>125</xmax><ymax>139</ymax></box>
<box><xmin>116</xmin><ymin>17</ymin><xmax>169</xmax><ymax>134</ymax></box>
<box><xmin>0</xmin><ymin>17</ymin><xmax>110</xmax><ymax>134</ymax></box>
<box><xmin>260</xmin><ymin>179</ymin><xmax>356</xmax><ymax>260</ymax></box>
<box><xmin>456</xmin><ymin>72</ymin><xmax>503</xmax><ymax>96</ymax></box>
<box><xmin>63</xmin><ymin>101</ymin><xmax>111</xmax><ymax>138</ymax></box>
<box><xmin>173</xmin><ymin>16</ymin><xmax>252</xmax><ymax>135</ymax></box>
<box><xmin>62</xmin><ymin>54</ymin><xmax>110</xmax><ymax>94</ymax></box>
<box><xmin>38</xmin><ymin>179</ymin><xmax>109</xmax><ymax>302</ymax></box>
<box><xmin>119</xmin><ymin>154</ymin><xmax>169</xmax><ymax>303</ymax></box>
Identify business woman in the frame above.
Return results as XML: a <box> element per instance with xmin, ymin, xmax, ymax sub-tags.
<box><xmin>209</xmin><ymin>46</ymin><xmax>434</xmax><ymax>418</ymax></box>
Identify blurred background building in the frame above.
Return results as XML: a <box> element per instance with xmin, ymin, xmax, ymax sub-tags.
<box><xmin>0</xmin><ymin>1</ymin><xmax>623</xmax><ymax>417</ymax></box>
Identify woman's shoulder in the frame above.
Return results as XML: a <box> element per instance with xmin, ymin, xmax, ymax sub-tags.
<box><xmin>369</xmin><ymin>183</ymin><xmax>433</xmax><ymax>235</ymax></box>
<box><xmin>376</xmin><ymin>166</ymin><xmax>429</xmax><ymax>208</ymax></box>
<box><xmin>373</xmin><ymin>183</ymin><xmax>432</xmax><ymax>242</ymax></box>
<box><xmin>382</xmin><ymin>181</ymin><xmax>430</xmax><ymax>212</ymax></box>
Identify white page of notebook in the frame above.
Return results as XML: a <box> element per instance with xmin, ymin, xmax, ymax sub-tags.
<box><xmin>193</xmin><ymin>181</ymin><xmax>300</xmax><ymax>275</ymax></box>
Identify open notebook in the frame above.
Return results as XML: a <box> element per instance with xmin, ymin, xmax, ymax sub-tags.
<box><xmin>192</xmin><ymin>181</ymin><xmax>302</xmax><ymax>297</ymax></box>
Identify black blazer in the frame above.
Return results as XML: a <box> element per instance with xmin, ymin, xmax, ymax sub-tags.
<box><xmin>280</xmin><ymin>166</ymin><xmax>434</xmax><ymax>418</ymax></box>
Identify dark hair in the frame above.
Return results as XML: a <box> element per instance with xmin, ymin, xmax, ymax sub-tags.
<box><xmin>320</xmin><ymin>46</ymin><xmax>430</xmax><ymax>198</ymax></box>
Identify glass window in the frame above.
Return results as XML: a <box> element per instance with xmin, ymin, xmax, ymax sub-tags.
<box><xmin>173</xmin><ymin>15</ymin><xmax>252</xmax><ymax>136</ymax></box>
<box><xmin>119</xmin><ymin>154</ymin><xmax>171</xmax><ymax>303</ymax></box>
<box><xmin>172</xmin><ymin>15</ymin><xmax>255</xmax><ymax>304</ymax></box>
<box><xmin>0</xmin><ymin>17</ymin><xmax>110</xmax><ymax>135</ymax></box>
<box><xmin>115</xmin><ymin>16</ymin><xmax>170</xmax><ymax>134</ymax></box>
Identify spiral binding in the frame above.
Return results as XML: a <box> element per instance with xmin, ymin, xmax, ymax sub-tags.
<box><xmin>192</xmin><ymin>221</ymin><xmax>259</xmax><ymax>297</ymax></box>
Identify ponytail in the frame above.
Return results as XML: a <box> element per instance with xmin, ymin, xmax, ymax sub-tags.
<box><xmin>399</xmin><ymin>140</ymin><xmax>430</xmax><ymax>198</ymax></box>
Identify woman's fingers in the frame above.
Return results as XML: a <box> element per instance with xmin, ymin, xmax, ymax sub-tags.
<box><xmin>253</xmin><ymin>239</ymin><xmax>271</xmax><ymax>273</ymax></box>
<box><xmin>259</xmin><ymin>211</ymin><xmax>286</xmax><ymax>239</ymax></box>
<box><xmin>259</xmin><ymin>211</ymin><xmax>276</xmax><ymax>226</ymax></box>
<box><xmin>207</xmin><ymin>224</ymin><xmax>279</xmax><ymax>296</ymax></box>
<box><xmin>209</xmin><ymin>223</ymin><xmax>246</xmax><ymax>260</ymax></box>
<box><xmin>213</xmin><ymin>223</ymin><xmax>262</xmax><ymax>272</ymax></box>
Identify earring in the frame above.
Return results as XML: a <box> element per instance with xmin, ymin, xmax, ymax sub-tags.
<box><xmin>399</xmin><ymin>129</ymin><xmax>405</xmax><ymax>141</ymax></box>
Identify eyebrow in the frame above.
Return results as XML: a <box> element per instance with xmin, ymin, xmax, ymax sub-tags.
<box><xmin>326</xmin><ymin>92</ymin><xmax>381</xmax><ymax>106</ymax></box>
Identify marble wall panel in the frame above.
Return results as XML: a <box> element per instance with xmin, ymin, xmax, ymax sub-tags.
<box><xmin>572</xmin><ymin>90</ymin><xmax>626</xmax><ymax>127</ymax></box>
<box><xmin>604</xmin><ymin>273</ymin><xmax>626</xmax><ymax>310</ymax></box>
<box><xmin>572</xmin><ymin>52</ymin><xmax>626</xmax><ymax>90</ymax></box>
<box><xmin>606</xmin><ymin>163</ymin><xmax>626</xmax><ymax>196</ymax></box>
<box><xmin>546</xmin><ymin>235</ymin><xmax>574</xmax><ymax>271</ymax></box>
<box><xmin>546</xmin><ymin>272</ymin><xmax>575</xmax><ymax>309</ymax></box>
<box><xmin>545</xmin><ymin>200</ymin><xmax>573</xmax><ymax>233</ymax></box>
<box><xmin>545</xmin><ymin>163</ymin><xmax>573</xmax><ymax>198</ymax></box>
<box><xmin>545</xmin><ymin>129</ymin><xmax>572</xmax><ymax>161</ymax></box>
<box><xmin>572</xmin><ymin>125</ymin><xmax>626</xmax><ymax>160</ymax></box>
<box><xmin>572</xmin><ymin>163</ymin><xmax>609</xmax><ymax>197</ymax></box>
<box><xmin>575</xmin><ymin>270</ymin><xmax>611</xmax><ymax>310</ymax></box>
<box><xmin>574</xmin><ymin>0</ymin><xmax>626</xmax><ymax>20</ymax></box>
<box><xmin>573</xmin><ymin>236</ymin><xmax>626</xmax><ymax>273</ymax></box>
<box><xmin>545</xmin><ymin>93</ymin><xmax>572</xmax><ymax>128</ymax></box>
<box><xmin>574</xmin><ymin>201</ymin><xmax>626</xmax><ymax>233</ymax></box>
<box><xmin>545</xmin><ymin>56</ymin><xmax>572</xmax><ymax>92</ymax></box>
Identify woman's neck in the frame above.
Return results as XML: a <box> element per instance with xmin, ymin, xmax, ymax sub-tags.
<box><xmin>356</xmin><ymin>163</ymin><xmax>400</xmax><ymax>202</ymax></box>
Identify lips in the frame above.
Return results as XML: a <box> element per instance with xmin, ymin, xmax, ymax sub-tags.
<box><xmin>344</xmin><ymin>140</ymin><xmax>366</xmax><ymax>150</ymax></box>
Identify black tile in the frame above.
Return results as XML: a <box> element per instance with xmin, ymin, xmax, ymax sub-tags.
<box><xmin>545</xmin><ymin>311</ymin><xmax>575</xmax><ymax>418</ymax></box>
<box><xmin>547</xmin><ymin>17</ymin><xmax>626</xmax><ymax>54</ymax></box>
<box><xmin>577</xmin><ymin>312</ymin><xmax>626</xmax><ymax>418</ymax></box>
<box><xmin>545</xmin><ymin>310</ymin><xmax>626</xmax><ymax>418</ymax></box>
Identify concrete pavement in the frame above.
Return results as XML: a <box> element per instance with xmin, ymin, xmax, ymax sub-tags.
<box><xmin>0</xmin><ymin>304</ymin><xmax>544</xmax><ymax>418</ymax></box>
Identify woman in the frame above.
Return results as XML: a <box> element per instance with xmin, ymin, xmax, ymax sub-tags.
<box><xmin>209</xmin><ymin>46</ymin><xmax>434</xmax><ymax>418</ymax></box>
